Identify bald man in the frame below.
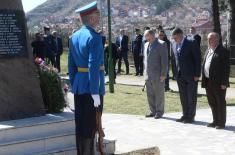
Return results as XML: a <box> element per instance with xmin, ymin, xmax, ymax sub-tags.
<box><xmin>202</xmin><ymin>32</ymin><xmax>230</xmax><ymax>129</ymax></box>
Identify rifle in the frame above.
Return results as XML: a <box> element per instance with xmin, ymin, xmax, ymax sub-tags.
<box><xmin>142</xmin><ymin>82</ymin><xmax>146</xmax><ymax>92</ymax></box>
<box><xmin>96</xmin><ymin>110</ymin><xmax>105</xmax><ymax>155</ymax></box>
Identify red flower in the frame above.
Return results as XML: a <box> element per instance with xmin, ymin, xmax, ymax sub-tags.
<box><xmin>63</xmin><ymin>84</ymin><xmax>69</xmax><ymax>93</ymax></box>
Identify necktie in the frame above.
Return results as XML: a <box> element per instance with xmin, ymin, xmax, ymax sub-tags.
<box><xmin>176</xmin><ymin>43</ymin><xmax>181</xmax><ymax>54</ymax></box>
<box><xmin>147</xmin><ymin>43</ymin><xmax>151</xmax><ymax>55</ymax></box>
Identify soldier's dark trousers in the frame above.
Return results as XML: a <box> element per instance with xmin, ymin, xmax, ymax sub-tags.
<box><xmin>47</xmin><ymin>55</ymin><xmax>55</xmax><ymax>67</ymax></box>
<box><xmin>74</xmin><ymin>94</ymin><xmax>103</xmax><ymax>155</ymax></box>
<box><xmin>133</xmin><ymin>53</ymin><xmax>143</xmax><ymax>75</ymax></box>
<box><xmin>117</xmin><ymin>51</ymin><xmax>129</xmax><ymax>74</ymax></box>
<box><xmin>205</xmin><ymin>78</ymin><xmax>227</xmax><ymax>127</ymax></box>
<box><xmin>55</xmin><ymin>54</ymin><xmax>61</xmax><ymax>72</ymax></box>
<box><xmin>74</xmin><ymin>94</ymin><xmax>96</xmax><ymax>155</ymax></box>
<box><xmin>165</xmin><ymin>72</ymin><xmax>170</xmax><ymax>90</ymax></box>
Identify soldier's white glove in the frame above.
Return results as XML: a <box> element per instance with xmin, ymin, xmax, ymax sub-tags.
<box><xmin>91</xmin><ymin>95</ymin><xmax>100</xmax><ymax>108</ymax></box>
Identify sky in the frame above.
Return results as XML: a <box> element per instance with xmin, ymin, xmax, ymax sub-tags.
<box><xmin>22</xmin><ymin>0</ymin><xmax>47</xmax><ymax>12</ymax></box>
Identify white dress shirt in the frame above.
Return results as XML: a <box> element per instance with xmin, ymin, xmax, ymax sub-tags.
<box><xmin>119</xmin><ymin>35</ymin><xmax>123</xmax><ymax>48</ymax></box>
<box><xmin>204</xmin><ymin>48</ymin><xmax>214</xmax><ymax>78</ymax></box>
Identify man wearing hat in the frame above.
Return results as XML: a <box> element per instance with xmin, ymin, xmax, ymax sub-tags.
<box><xmin>132</xmin><ymin>28</ymin><xmax>143</xmax><ymax>76</ymax></box>
<box><xmin>68</xmin><ymin>1</ymin><xmax>105</xmax><ymax>154</ymax></box>
<box><xmin>44</xmin><ymin>26</ymin><xmax>56</xmax><ymax>66</ymax></box>
<box><xmin>52</xmin><ymin>31</ymin><xmax>63</xmax><ymax>73</ymax></box>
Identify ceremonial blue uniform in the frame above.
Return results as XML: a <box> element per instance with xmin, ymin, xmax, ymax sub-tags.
<box><xmin>68</xmin><ymin>2</ymin><xmax>105</xmax><ymax>154</ymax></box>
<box><xmin>68</xmin><ymin>25</ymin><xmax>105</xmax><ymax>95</ymax></box>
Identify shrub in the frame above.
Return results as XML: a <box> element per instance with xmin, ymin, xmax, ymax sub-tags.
<box><xmin>35</xmin><ymin>58</ymin><xmax>65</xmax><ymax>113</ymax></box>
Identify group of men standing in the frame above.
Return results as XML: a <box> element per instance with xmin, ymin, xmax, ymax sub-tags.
<box><xmin>68</xmin><ymin>1</ymin><xmax>230</xmax><ymax>154</ymax></box>
<box><xmin>144</xmin><ymin>27</ymin><xmax>230</xmax><ymax>130</ymax></box>
<box><xmin>31</xmin><ymin>26</ymin><xmax>63</xmax><ymax>72</ymax></box>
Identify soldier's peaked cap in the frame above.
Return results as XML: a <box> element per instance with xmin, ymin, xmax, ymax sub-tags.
<box><xmin>44</xmin><ymin>26</ymin><xmax>50</xmax><ymax>31</ymax></box>
<box><xmin>75</xmin><ymin>1</ymin><xmax>98</xmax><ymax>17</ymax></box>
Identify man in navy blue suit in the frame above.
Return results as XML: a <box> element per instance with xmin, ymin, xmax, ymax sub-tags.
<box><xmin>52</xmin><ymin>31</ymin><xmax>63</xmax><ymax>72</ymax></box>
<box><xmin>171</xmin><ymin>28</ymin><xmax>201</xmax><ymax>123</ymax></box>
<box><xmin>116</xmin><ymin>29</ymin><xmax>129</xmax><ymax>74</ymax></box>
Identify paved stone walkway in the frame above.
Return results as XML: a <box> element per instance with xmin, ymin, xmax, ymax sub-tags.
<box><xmin>67</xmin><ymin>92</ymin><xmax>235</xmax><ymax>155</ymax></box>
<box><xmin>103</xmin><ymin>107</ymin><xmax>235</xmax><ymax>155</ymax></box>
<box><xmin>65</xmin><ymin>75</ymin><xmax>235</xmax><ymax>154</ymax></box>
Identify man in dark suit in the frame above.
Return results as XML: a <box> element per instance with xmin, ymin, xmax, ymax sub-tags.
<box><xmin>44</xmin><ymin>26</ymin><xmax>56</xmax><ymax>66</ymax></box>
<box><xmin>31</xmin><ymin>32</ymin><xmax>45</xmax><ymax>60</ymax></box>
<box><xmin>116</xmin><ymin>29</ymin><xmax>129</xmax><ymax>74</ymax></box>
<box><xmin>132</xmin><ymin>28</ymin><xmax>143</xmax><ymax>76</ymax></box>
<box><xmin>98</xmin><ymin>30</ymin><xmax>107</xmax><ymax>74</ymax></box>
<box><xmin>202</xmin><ymin>32</ymin><xmax>230</xmax><ymax>129</ymax></box>
<box><xmin>158</xmin><ymin>30</ymin><xmax>171</xmax><ymax>91</ymax></box>
<box><xmin>52</xmin><ymin>31</ymin><xmax>63</xmax><ymax>72</ymax></box>
<box><xmin>171</xmin><ymin>28</ymin><xmax>201</xmax><ymax>123</ymax></box>
<box><xmin>189</xmin><ymin>27</ymin><xmax>201</xmax><ymax>48</ymax></box>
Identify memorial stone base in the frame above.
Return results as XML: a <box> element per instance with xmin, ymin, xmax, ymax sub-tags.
<box><xmin>0</xmin><ymin>111</ymin><xmax>115</xmax><ymax>155</ymax></box>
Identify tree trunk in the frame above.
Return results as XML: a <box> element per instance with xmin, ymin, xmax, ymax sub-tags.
<box><xmin>0</xmin><ymin>0</ymin><xmax>45</xmax><ymax>121</ymax></box>
<box><xmin>212</xmin><ymin>0</ymin><xmax>222</xmax><ymax>36</ymax></box>
<box><xmin>229</xmin><ymin>0</ymin><xmax>235</xmax><ymax>64</ymax></box>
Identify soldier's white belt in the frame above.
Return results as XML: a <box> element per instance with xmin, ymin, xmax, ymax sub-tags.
<box><xmin>77</xmin><ymin>65</ymin><xmax>105</xmax><ymax>72</ymax></box>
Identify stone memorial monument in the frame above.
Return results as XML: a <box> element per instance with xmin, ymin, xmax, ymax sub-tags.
<box><xmin>0</xmin><ymin>0</ymin><xmax>45</xmax><ymax>121</ymax></box>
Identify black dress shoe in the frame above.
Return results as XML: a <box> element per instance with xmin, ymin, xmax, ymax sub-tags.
<box><xmin>176</xmin><ymin>116</ymin><xmax>185</xmax><ymax>122</ymax></box>
<box><xmin>215</xmin><ymin>126</ymin><xmax>225</xmax><ymax>129</ymax></box>
<box><xmin>145</xmin><ymin>113</ymin><xmax>155</xmax><ymax>117</ymax></box>
<box><xmin>207</xmin><ymin>122</ymin><xmax>216</xmax><ymax>128</ymax></box>
<box><xmin>183</xmin><ymin>119</ymin><xmax>194</xmax><ymax>124</ymax></box>
<box><xmin>165</xmin><ymin>88</ymin><xmax>170</xmax><ymax>92</ymax></box>
<box><xmin>154</xmin><ymin>115</ymin><xmax>162</xmax><ymax>119</ymax></box>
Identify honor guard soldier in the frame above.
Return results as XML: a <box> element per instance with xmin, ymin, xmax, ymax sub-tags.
<box><xmin>68</xmin><ymin>1</ymin><xmax>105</xmax><ymax>155</ymax></box>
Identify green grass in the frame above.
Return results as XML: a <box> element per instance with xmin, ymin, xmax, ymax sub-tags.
<box><xmin>103</xmin><ymin>84</ymin><xmax>235</xmax><ymax>115</ymax></box>
<box><xmin>61</xmin><ymin>52</ymin><xmax>235</xmax><ymax>115</ymax></box>
<box><xmin>61</xmin><ymin>51</ymin><xmax>69</xmax><ymax>74</ymax></box>
<box><xmin>230</xmin><ymin>78</ymin><xmax>235</xmax><ymax>88</ymax></box>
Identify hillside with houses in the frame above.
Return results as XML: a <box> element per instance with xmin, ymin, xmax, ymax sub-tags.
<box><xmin>26</xmin><ymin>0</ymin><xmax>229</xmax><ymax>43</ymax></box>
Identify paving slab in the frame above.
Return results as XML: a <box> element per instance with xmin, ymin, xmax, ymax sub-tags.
<box><xmin>102</xmin><ymin>107</ymin><xmax>235</xmax><ymax>155</ymax></box>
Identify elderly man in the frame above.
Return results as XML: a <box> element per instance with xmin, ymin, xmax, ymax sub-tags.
<box><xmin>171</xmin><ymin>28</ymin><xmax>201</xmax><ymax>123</ymax></box>
<box><xmin>202</xmin><ymin>32</ymin><xmax>230</xmax><ymax>129</ymax></box>
<box><xmin>144</xmin><ymin>30</ymin><xmax>168</xmax><ymax>119</ymax></box>
<box><xmin>68</xmin><ymin>1</ymin><xmax>105</xmax><ymax>154</ymax></box>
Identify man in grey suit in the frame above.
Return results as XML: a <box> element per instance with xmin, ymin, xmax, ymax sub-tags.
<box><xmin>144</xmin><ymin>30</ymin><xmax>168</xmax><ymax>119</ymax></box>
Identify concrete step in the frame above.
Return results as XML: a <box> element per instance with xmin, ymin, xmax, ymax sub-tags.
<box><xmin>0</xmin><ymin>112</ymin><xmax>75</xmax><ymax>143</ymax></box>
<box><xmin>38</xmin><ymin>147</ymin><xmax>77</xmax><ymax>155</ymax></box>
<box><xmin>0</xmin><ymin>112</ymin><xmax>115</xmax><ymax>155</ymax></box>
<box><xmin>37</xmin><ymin>138</ymin><xmax>116</xmax><ymax>155</ymax></box>
<box><xmin>0</xmin><ymin>132</ymin><xmax>76</xmax><ymax>155</ymax></box>
<box><xmin>0</xmin><ymin>112</ymin><xmax>76</xmax><ymax>155</ymax></box>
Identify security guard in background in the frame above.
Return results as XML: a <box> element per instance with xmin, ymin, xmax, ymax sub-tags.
<box><xmin>132</xmin><ymin>28</ymin><xmax>143</xmax><ymax>76</ymax></box>
<box><xmin>68</xmin><ymin>1</ymin><xmax>105</xmax><ymax>154</ymax></box>
<box><xmin>43</xmin><ymin>26</ymin><xmax>56</xmax><ymax>66</ymax></box>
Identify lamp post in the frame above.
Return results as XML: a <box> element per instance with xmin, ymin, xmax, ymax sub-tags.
<box><xmin>99</xmin><ymin>0</ymin><xmax>104</xmax><ymax>31</ymax></box>
<box><xmin>107</xmin><ymin>0</ymin><xmax>114</xmax><ymax>93</ymax></box>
